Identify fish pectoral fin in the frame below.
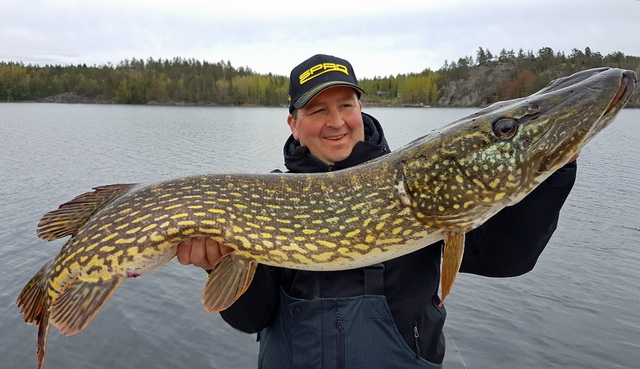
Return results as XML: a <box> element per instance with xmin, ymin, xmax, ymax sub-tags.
<box><xmin>201</xmin><ymin>253</ymin><xmax>258</xmax><ymax>313</ymax></box>
<box><xmin>440</xmin><ymin>231</ymin><xmax>465</xmax><ymax>306</ymax></box>
<box><xmin>49</xmin><ymin>276</ymin><xmax>125</xmax><ymax>336</ymax></box>
<box><xmin>37</xmin><ymin>184</ymin><xmax>137</xmax><ymax>241</ymax></box>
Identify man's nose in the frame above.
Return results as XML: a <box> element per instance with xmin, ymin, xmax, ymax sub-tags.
<box><xmin>325</xmin><ymin>109</ymin><xmax>344</xmax><ymax>127</ymax></box>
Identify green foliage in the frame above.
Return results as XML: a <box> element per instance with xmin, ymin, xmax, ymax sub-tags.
<box><xmin>1</xmin><ymin>47</ymin><xmax>638</xmax><ymax>106</ymax></box>
<box><xmin>360</xmin><ymin>47</ymin><xmax>638</xmax><ymax>106</ymax></box>
<box><xmin>0</xmin><ymin>57</ymin><xmax>289</xmax><ymax>106</ymax></box>
<box><xmin>431</xmin><ymin>46</ymin><xmax>640</xmax><ymax>105</ymax></box>
<box><xmin>359</xmin><ymin>71</ymin><xmax>439</xmax><ymax>106</ymax></box>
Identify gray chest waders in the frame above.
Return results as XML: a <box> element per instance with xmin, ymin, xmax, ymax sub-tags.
<box><xmin>257</xmin><ymin>264</ymin><xmax>442</xmax><ymax>369</ymax></box>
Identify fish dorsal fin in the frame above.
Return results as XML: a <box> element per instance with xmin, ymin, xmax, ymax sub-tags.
<box><xmin>201</xmin><ymin>253</ymin><xmax>257</xmax><ymax>312</ymax></box>
<box><xmin>37</xmin><ymin>184</ymin><xmax>136</xmax><ymax>241</ymax></box>
<box><xmin>49</xmin><ymin>276</ymin><xmax>126</xmax><ymax>336</ymax></box>
<box><xmin>439</xmin><ymin>231</ymin><xmax>465</xmax><ymax>306</ymax></box>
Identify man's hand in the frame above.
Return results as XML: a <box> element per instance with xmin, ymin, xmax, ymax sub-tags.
<box><xmin>176</xmin><ymin>237</ymin><xmax>234</xmax><ymax>270</ymax></box>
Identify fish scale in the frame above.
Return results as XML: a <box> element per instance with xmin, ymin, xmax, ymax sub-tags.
<box><xmin>17</xmin><ymin>67</ymin><xmax>636</xmax><ymax>369</ymax></box>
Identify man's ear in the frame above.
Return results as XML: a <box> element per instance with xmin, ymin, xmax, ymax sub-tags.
<box><xmin>287</xmin><ymin>114</ymin><xmax>299</xmax><ymax>140</ymax></box>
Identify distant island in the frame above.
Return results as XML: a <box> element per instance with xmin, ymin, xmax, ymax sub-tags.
<box><xmin>1</xmin><ymin>47</ymin><xmax>639</xmax><ymax>108</ymax></box>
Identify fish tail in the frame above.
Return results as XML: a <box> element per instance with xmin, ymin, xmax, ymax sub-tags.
<box><xmin>18</xmin><ymin>259</ymin><xmax>128</xmax><ymax>367</ymax></box>
<box><xmin>37</xmin><ymin>309</ymin><xmax>51</xmax><ymax>369</ymax></box>
<box><xmin>17</xmin><ymin>260</ymin><xmax>55</xmax><ymax>369</ymax></box>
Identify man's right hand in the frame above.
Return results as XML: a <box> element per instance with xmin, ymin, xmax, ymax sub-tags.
<box><xmin>176</xmin><ymin>237</ymin><xmax>234</xmax><ymax>270</ymax></box>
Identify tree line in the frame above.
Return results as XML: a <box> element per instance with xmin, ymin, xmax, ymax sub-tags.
<box><xmin>362</xmin><ymin>47</ymin><xmax>639</xmax><ymax>106</ymax></box>
<box><xmin>0</xmin><ymin>57</ymin><xmax>288</xmax><ymax>105</ymax></box>
<box><xmin>1</xmin><ymin>47</ymin><xmax>638</xmax><ymax>107</ymax></box>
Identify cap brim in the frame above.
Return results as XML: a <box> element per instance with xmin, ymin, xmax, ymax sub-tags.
<box><xmin>292</xmin><ymin>81</ymin><xmax>365</xmax><ymax>110</ymax></box>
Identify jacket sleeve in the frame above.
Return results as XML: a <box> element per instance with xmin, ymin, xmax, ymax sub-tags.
<box><xmin>459</xmin><ymin>160</ymin><xmax>577</xmax><ymax>277</ymax></box>
<box><xmin>218</xmin><ymin>264</ymin><xmax>280</xmax><ymax>333</ymax></box>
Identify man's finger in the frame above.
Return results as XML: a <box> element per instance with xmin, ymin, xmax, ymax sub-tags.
<box><xmin>176</xmin><ymin>238</ymin><xmax>193</xmax><ymax>265</ymax></box>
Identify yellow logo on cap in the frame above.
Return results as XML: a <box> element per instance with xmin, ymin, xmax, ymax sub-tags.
<box><xmin>299</xmin><ymin>63</ymin><xmax>349</xmax><ymax>85</ymax></box>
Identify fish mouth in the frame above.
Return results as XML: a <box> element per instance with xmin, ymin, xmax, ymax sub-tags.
<box><xmin>587</xmin><ymin>70</ymin><xmax>636</xmax><ymax>143</ymax></box>
<box><xmin>536</xmin><ymin>70</ymin><xmax>637</xmax><ymax>175</ymax></box>
<box><xmin>604</xmin><ymin>72</ymin><xmax>636</xmax><ymax>116</ymax></box>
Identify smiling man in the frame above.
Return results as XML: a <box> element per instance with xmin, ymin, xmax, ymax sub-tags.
<box><xmin>285</xmin><ymin>55</ymin><xmax>367</xmax><ymax>166</ymax></box>
<box><xmin>177</xmin><ymin>54</ymin><xmax>577</xmax><ymax>368</ymax></box>
<box><xmin>287</xmin><ymin>86</ymin><xmax>365</xmax><ymax>165</ymax></box>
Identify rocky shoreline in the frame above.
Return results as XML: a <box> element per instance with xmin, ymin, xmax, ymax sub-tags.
<box><xmin>37</xmin><ymin>92</ymin><xmax>116</xmax><ymax>104</ymax></box>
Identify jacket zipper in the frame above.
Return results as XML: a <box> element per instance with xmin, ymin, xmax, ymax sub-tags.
<box><xmin>337</xmin><ymin>313</ymin><xmax>346</xmax><ymax>369</ymax></box>
<box><xmin>413</xmin><ymin>323</ymin><xmax>421</xmax><ymax>359</ymax></box>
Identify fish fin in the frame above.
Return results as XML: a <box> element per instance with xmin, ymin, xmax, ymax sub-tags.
<box><xmin>37</xmin><ymin>184</ymin><xmax>137</xmax><ymax>241</ymax></box>
<box><xmin>439</xmin><ymin>231</ymin><xmax>465</xmax><ymax>307</ymax></box>
<box><xmin>49</xmin><ymin>276</ymin><xmax>125</xmax><ymax>336</ymax></box>
<box><xmin>36</xmin><ymin>309</ymin><xmax>51</xmax><ymax>369</ymax></box>
<box><xmin>201</xmin><ymin>253</ymin><xmax>257</xmax><ymax>312</ymax></box>
<box><xmin>17</xmin><ymin>261</ymin><xmax>55</xmax><ymax>369</ymax></box>
<box><xmin>17</xmin><ymin>260</ymin><xmax>54</xmax><ymax>324</ymax></box>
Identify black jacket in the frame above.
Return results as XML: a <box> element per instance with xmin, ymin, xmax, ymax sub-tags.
<box><xmin>220</xmin><ymin>112</ymin><xmax>577</xmax><ymax>363</ymax></box>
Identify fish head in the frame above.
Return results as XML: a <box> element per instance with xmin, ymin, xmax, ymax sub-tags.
<box><xmin>517</xmin><ymin>67</ymin><xmax>636</xmax><ymax>174</ymax></box>
<box><xmin>400</xmin><ymin>67</ymin><xmax>636</xmax><ymax>230</ymax></box>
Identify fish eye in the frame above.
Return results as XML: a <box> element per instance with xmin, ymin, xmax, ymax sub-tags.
<box><xmin>493</xmin><ymin>118</ymin><xmax>517</xmax><ymax>139</ymax></box>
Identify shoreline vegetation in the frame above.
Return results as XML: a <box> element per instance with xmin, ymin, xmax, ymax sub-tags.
<box><xmin>1</xmin><ymin>47</ymin><xmax>639</xmax><ymax>108</ymax></box>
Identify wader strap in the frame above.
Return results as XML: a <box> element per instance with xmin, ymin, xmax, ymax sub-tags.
<box><xmin>363</xmin><ymin>263</ymin><xmax>385</xmax><ymax>295</ymax></box>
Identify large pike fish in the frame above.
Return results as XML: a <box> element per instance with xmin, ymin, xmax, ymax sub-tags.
<box><xmin>17</xmin><ymin>68</ymin><xmax>636</xmax><ymax>368</ymax></box>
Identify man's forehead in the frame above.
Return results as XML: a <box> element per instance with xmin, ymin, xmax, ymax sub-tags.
<box><xmin>304</xmin><ymin>87</ymin><xmax>358</xmax><ymax>107</ymax></box>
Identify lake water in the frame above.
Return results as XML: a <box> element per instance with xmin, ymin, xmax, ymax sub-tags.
<box><xmin>0</xmin><ymin>103</ymin><xmax>638</xmax><ymax>369</ymax></box>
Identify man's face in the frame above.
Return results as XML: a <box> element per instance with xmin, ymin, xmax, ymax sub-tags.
<box><xmin>287</xmin><ymin>86</ymin><xmax>365</xmax><ymax>165</ymax></box>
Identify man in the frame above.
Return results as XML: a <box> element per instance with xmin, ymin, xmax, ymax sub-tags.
<box><xmin>177</xmin><ymin>54</ymin><xmax>577</xmax><ymax>368</ymax></box>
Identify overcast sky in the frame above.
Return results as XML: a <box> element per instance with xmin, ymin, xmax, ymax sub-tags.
<box><xmin>2</xmin><ymin>0</ymin><xmax>639</xmax><ymax>78</ymax></box>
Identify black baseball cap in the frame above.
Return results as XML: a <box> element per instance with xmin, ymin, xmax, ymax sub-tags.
<box><xmin>288</xmin><ymin>54</ymin><xmax>365</xmax><ymax>112</ymax></box>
